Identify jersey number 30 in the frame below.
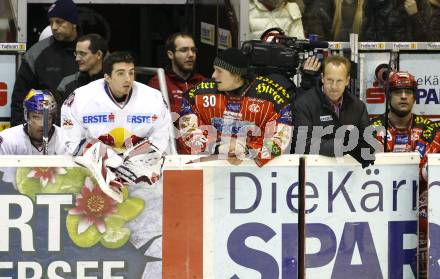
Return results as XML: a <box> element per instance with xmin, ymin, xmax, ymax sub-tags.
<box><xmin>203</xmin><ymin>95</ymin><xmax>216</xmax><ymax>107</ymax></box>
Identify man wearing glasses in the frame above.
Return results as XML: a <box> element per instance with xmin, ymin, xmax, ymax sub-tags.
<box><xmin>57</xmin><ymin>33</ymin><xmax>108</xmax><ymax>108</ymax></box>
<box><xmin>149</xmin><ymin>32</ymin><xmax>205</xmax><ymax>116</ymax></box>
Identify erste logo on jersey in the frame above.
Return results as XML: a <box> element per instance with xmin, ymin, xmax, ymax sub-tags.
<box><xmin>83</xmin><ymin>113</ymin><xmax>116</xmax><ymax>124</ymax></box>
<box><xmin>127</xmin><ymin>114</ymin><xmax>158</xmax><ymax>124</ymax></box>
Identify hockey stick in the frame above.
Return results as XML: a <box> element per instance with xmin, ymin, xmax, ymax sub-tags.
<box><xmin>42</xmin><ymin>102</ymin><xmax>49</xmax><ymax>155</ymax></box>
<box><xmin>298</xmin><ymin>157</ymin><xmax>306</xmax><ymax>279</ymax></box>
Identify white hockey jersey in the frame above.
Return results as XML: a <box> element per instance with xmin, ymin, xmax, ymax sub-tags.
<box><xmin>61</xmin><ymin>79</ymin><xmax>172</xmax><ymax>154</ymax></box>
<box><xmin>0</xmin><ymin>125</ymin><xmax>66</xmax><ymax>155</ymax></box>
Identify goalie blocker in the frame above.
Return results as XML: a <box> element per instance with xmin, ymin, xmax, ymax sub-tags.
<box><xmin>74</xmin><ymin>138</ymin><xmax>165</xmax><ymax>202</ymax></box>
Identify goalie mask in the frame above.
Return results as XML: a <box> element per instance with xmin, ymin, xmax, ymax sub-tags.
<box><xmin>23</xmin><ymin>89</ymin><xmax>57</xmax><ymax>122</ymax></box>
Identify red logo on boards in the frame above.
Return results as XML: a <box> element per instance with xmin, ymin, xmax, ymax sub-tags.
<box><xmin>366</xmin><ymin>87</ymin><xmax>385</xmax><ymax>104</ymax></box>
<box><xmin>0</xmin><ymin>82</ymin><xmax>7</xmax><ymax>106</ymax></box>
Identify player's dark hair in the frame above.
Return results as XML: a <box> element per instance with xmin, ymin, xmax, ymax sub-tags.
<box><xmin>103</xmin><ymin>51</ymin><xmax>134</xmax><ymax>75</ymax></box>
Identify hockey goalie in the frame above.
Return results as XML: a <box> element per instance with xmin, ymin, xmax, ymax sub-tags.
<box><xmin>60</xmin><ymin>52</ymin><xmax>172</xmax><ymax>202</ymax></box>
<box><xmin>73</xmin><ymin>137</ymin><xmax>165</xmax><ymax>203</ymax></box>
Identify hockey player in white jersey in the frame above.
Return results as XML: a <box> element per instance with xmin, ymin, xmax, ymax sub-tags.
<box><xmin>0</xmin><ymin>89</ymin><xmax>66</xmax><ymax>155</ymax></box>
<box><xmin>61</xmin><ymin>52</ymin><xmax>170</xmax><ymax>277</ymax></box>
<box><xmin>61</xmin><ymin>51</ymin><xmax>171</xmax><ymax>202</ymax></box>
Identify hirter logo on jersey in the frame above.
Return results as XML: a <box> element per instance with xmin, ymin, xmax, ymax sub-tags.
<box><xmin>127</xmin><ymin>114</ymin><xmax>158</xmax><ymax>124</ymax></box>
<box><xmin>83</xmin><ymin>113</ymin><xmax>116</xmax><ymax>124</ymax></box>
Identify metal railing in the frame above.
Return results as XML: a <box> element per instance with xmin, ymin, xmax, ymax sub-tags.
<box><xmin>136</xmin><ymin>66</ymin><xmax>177</xmax><ymax>155</ymax></box>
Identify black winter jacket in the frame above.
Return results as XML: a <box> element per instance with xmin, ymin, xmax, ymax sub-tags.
<box><xmin>55</xmin><ymin>71</ymin><xmax>103</xmax><ymax>124</ymax></box>
<box><xmin>291</xmin><ymin>82</ymin><xmax>371</xmax><ymax>157</ymax></box>
<box><xmin>11</xmin><ymin>37</ymin><xmax>78</xmax><ymax>126</ymax></box>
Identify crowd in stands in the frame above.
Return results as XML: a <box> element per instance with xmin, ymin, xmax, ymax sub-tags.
<box><xmin>250</xmin><ymin>0</ymin><xmax>440</xmax><ymax>41</ymax></box>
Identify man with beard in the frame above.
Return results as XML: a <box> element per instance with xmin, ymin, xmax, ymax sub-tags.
<box><xmin>371</xmin><ymin>71</ymin><xmax>434</xmax><ymax>153</ymax></box>
<box><xmin>178</xmin><ymin>48</ymin><xmax>294</xmax><ymax>165</ymax></box>
<box><xmin>371</xmin><ymin>71</ymin><xmax>436</xmax><ymax>278</ymax></box>
<box><xmin>11</xmin><ymin>0</ymin><xmax>79</xmax><ymax>126</ymax></box>
<box><xmin>148</xmin><ymin>32</ymin><xmax>205</xmax><ymax>115</ymax></box>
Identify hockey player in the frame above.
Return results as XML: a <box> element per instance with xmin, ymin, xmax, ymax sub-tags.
<box><xmin>371</xmin><ymin>71</ymin><xmax>435</xmax><ymax>155</ymax></box>
<box><xmin>61</xmin><ymin>51</ymin><xmax>172</xmax><ymax>202</ymax></box>
<box><xmin>371</xmin><ymin>71</ymin><xmax>436</xmax><ymax>278</ymax></box>
<box><xmin>178</xmin><ymin>47</ymin><xmax>293</xmax><ymax>166</ymax></box>
<box><xmin>0</xmin><ymin>89</ymin><xmax>66</xmax><ymax>155</ymax></box>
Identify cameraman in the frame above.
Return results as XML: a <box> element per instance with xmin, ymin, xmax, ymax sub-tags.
<box><xmin>178</xmin><ymin>48</ymin><xmax>294</xmax><ymax>166</ymax></box>
<box><xmin>291</xmin><ymin>55</ymin><xmax>376</xmax><ymax>168</ymax></box>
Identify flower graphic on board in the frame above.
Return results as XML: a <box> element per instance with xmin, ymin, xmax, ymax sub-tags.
<box><xmin>69</xmin><ymin>177</ymin><xmax>117</xmax><ymax>234</ymax></box>
<box><xmin>66</xmin><ymin>176</ymin><xmax>145</xmax><ymax>248</ymax></box>
<box><xmin>27</xmin><ymin>167</ymin><xmax>67</xmax><ymax>187</ymax></box>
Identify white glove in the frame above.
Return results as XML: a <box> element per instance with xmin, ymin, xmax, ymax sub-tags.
<box><xmin>185</xmin><ymin>129</ymin><xmax>209</xmax><ymax>149</ymax></box>
<box><xmin>113</xmin><ymin>139</ymin><xmax>165</xmax><ymax>185</ymax></box>
<box><xmin>74</xmin><ymin>141</ymin><xmax>124</xmax><ymax>203</ymax></box>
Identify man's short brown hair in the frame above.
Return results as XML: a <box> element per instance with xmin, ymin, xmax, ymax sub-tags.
<box><xmin>322</xmin><ymin>55</ymin><xmax>351</xmax><ymax>77</ymax></box>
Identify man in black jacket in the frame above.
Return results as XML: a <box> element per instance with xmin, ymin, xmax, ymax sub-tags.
<box><xmin>291</xmin><ymin>55</ymin><xmax>377</xmax><ymax>167</ymax></box>
<box><xmin>57</xmin><ymin>33</ymin><xmax>107</xmax><ymax>102</ymax></box>
<box><xmin>10</xmin><ymin>0</ymin><xmax>79</xmax><ymax>126</ymax></box>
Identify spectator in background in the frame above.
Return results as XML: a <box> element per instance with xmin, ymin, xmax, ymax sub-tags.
<box><xmin>403</xmin><ymin>0</ymin><xmax>440</xmax><ymax>41</ymax></box>
<box><xmin>291</xmin><ymin>55</ymin><xmax>376</xmax><ymax>168</ymax></box>
<box><xmin>57</xmin><ymin>33</ymin><xmax>108</xmax><ymax>102</ymax></box>
<box><xmin>301</xmin><ymin>0</ymin><xmax>333</xmax><ymax>40</ymax></box>
<box><xmin>0</xmin><ymin>89</ymin><xmax>65</xmax><ymax>155</ymax></box>
<box><xmin>428</xmin><ymin>0</ymin><xmax>440</xmax><ymax>40</ymax></box>
<box><xmin>11</xmin><ymin>0</ymin><xmax>79</xmax><ymax>126</ymax></box>
<box><xmin>248</xmin><ymin>0</ymin><xmax>305</xmax><ymax>40</ymax></box>
<box><xmin>148</xmin><ymin>32</ymin><xmax>205</xmax><ymax>115</ymax></box>
<box><xmin>331</xmin><ymin>0</ymin><xmax>366</xmax><ymax>41</ymax></box>
<box><xmin>363</xmin><ymin>0</ymin><xmax>431</xmax><ymax>41</ymax></box>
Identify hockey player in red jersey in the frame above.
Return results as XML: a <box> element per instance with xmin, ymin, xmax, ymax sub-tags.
<box><xmin>371</xmin><ymin>71</ymin><xmax>437</xmax><ymax>278</ymax></box>
<box><xmin>178</xmin><ymin>47</ymin><xmax>294</xmax><ymax>166</ymax></box>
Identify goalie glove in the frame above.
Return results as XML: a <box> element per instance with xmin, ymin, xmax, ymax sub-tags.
<box><xmin>74</xmin><ymin>141</ymin><xmax>125</xmax><ymax>203</ymax></box>
<box><xmin>112</xmin><ymin>138</ymin><xmax>165</xmax><ymax>186</ymax></box>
